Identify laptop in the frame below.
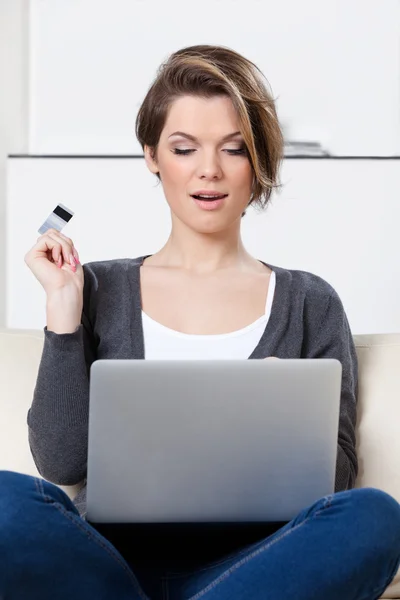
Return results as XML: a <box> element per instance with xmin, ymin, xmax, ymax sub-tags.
<box><xmin>86</xmin><ymin>358</ymin><xmax>342</xmax><ymax>524</ymax></box>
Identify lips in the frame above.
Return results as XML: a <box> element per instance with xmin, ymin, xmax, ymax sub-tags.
<box><xmin>192</xmin><ymin>195</ymin><xmax>227</xmax><ymax>201</ymax></box>
<box><xmin>191</xmin><ymin>191</ymin><xmax>228</xmax><ymax>201</ymax></box>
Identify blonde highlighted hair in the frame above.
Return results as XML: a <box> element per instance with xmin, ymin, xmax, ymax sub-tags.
<box><xmin>135</xmin><ymin>44</ymin><xmax>284</xmax><ymax>211</ymax></box>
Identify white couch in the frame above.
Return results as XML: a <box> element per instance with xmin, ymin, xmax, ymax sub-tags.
<box><xmin>0</xmin><ymin>328</ymin><xmax>399</xmax><ymax>598</ymax></box>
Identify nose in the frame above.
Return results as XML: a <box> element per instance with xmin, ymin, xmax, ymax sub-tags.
<box><xmin>196</xmin><ymin>150</ymin><xmax>223</xmax><ymax>180</ymax></box>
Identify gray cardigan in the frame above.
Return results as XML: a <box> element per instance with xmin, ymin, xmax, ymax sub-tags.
<box><xmin>27</xmin><ymin>255</ymin><xmax>358</xmax><ymax>518</ymax></box>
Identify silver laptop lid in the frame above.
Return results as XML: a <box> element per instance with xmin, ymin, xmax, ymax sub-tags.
<box><xmin>86</xmin><ymin>359</ymin><xmax>342</xmax><ymax>523</ymax></box>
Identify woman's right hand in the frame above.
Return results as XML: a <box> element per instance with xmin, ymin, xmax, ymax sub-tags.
<box><xmin>24</xmin><ymin>229</ymin><xmax>84</xmax><ymax>297</ymax></box>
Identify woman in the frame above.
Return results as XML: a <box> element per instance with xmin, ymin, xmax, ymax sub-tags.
<box><xmin>2</xmin><ymin>44</ymin><xmax>400</xmax><ymax>599</ymax></box>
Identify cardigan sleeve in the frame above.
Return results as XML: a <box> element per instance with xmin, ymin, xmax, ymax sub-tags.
<box><xmin>27</xmin><ymin>264</ymin><xmax>97</xmax><ymax>486</ymax></box>
<box><xmin>303</xmin><ymin>286</ymin><xmax>359</xmax><ymax>491</ymax></box>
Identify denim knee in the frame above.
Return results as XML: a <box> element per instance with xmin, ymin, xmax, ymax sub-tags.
<box><xmin>341</xmin><ymin>487</ymin><xmax>400</xmax><ymax>564</ymax></box>
<box><xmin>0</xmin><ymin>470</ymin><xmax>73</xmax><ymax>526</ymax></box>
<box><xmin>0</xmin><ymin>471</ymin><xmax>35</xmax><ymax>533</ymax></box>
<box><xmin>0</xmin><ymin>469</ymin><xmax>32</xmax><ymax>503</ymax></box>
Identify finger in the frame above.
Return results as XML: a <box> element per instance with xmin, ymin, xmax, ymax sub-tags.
<box><xmin>56</xmin><ymin>232</ymin><xmax>79</xmax><ymax>263</ymax></box>
<box><xmin>46</xmin><ymin>232</ymin><xmax>76</xmax><ymax>267</ymax></box>
<box><xmin>28</xmin><ymin>235</ymin><xmax>64</xmax><ymax>270</ymax></box>
<box><xmin>40</xmin><ymin>229</ymin><xmax>79</xmax><ymax>263</ymax></box>
<box><xmin>39</xmin><ymin>236</ymin><xmax>62</xmax><ymax>261</ymax></box>
<box><xmin>51</xmin><ymin>246</ymin><xmax>63</xmax><ymax>268</ymax></box>
<box><xmin>61</xmin><ymin>236</ymin><xmax>79</xmax><ymax>263</ymax></box>
<box><xmin>37</xmin><ymin>228</ymin><xmax>63</xmax><ymax>241</ymax></box>
<box><xmin>40</xmin><ymin>238</ymin><xmax>63</xmax><ymax>268</ymax></box>
<box><xmin>60</xmin><ymin>236</ymin><xmax>79</xmax><ymax>262</ymax></box>
<box><xmin>46</xmin><ymin>243</ymin><xmax>73</xmax><ymax>270</ymax></box>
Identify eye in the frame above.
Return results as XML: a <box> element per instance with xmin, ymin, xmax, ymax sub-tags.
<box><xmin>173</xmin><ymin>148</ymin><xmax>247</xmax><ymax>156</ymax></box>
<box><xmin>224</xmin><ymin>148</ymin><xmax>246</xmax><ymax>155</ymax></box>
<box><xmin>173</xmin><ymin>149</ymin><xmax>195</xmax><ymax>155</ymax></box>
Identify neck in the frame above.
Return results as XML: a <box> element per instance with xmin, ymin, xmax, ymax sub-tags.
<box><xmin>150</xmin><ymin>218</ymin><xmax>253</xmax><ymax>274</ymax></box>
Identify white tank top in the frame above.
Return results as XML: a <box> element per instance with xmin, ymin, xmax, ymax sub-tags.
<box><xmin>142</xmin><ymin>271</ymin><xmax>276</xmax><ymax>360</ymax></box>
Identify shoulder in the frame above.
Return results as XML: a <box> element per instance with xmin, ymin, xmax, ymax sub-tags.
<box><xmin>79</xmin><ymin>257</ymin><xmax>145</xmax><ymax>320</ymax></box>
<box><xmin>269</xmin><ymin>262</ymin><xmax>344</xmax><ymax>313</ymax></box>
<box><xmin>81</xmin><ymin>256</ymin><xmax>144</xmax><ymax>289</ymax></box>
<box><xmin>270</xmin><ymin>262</ymin><xmax>338</xmax><ymax>296</ymax></box>
<box><xmin>270</xmin><ymin>265</ymin><xmax>352</xmax><ymax>352</ymax></box>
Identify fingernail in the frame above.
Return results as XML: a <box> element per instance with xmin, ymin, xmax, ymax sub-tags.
<box><xmin>69</xmin><ymin>254</ymin><xmax>76</xmax><ymax>266</ymax></box>
<box><xmin>57</xmin><ymin>256</ymin><xmax>62</xmax><ymax>268</ymax></box>
<box><xmin>73</xmin><ymin>249</ymin><xmax>80</xmax><ymax>263</ymax></box>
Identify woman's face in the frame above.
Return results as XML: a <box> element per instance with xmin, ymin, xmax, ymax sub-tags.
<box><xmin>144</xmin><ymin>95</ymin><xmax>254</xmax><ymax>233</ymax></box>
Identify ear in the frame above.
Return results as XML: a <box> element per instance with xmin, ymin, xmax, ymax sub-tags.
<box><xmin>144</xmin><ymin>145</ymin><xmax>159</xmax><ymax>175</ymax></box>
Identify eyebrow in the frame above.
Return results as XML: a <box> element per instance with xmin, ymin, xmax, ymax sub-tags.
<box><xmin>168</xmin><ymin>131</ymin><xmax>243</xmax><ymax>142</ymax></box>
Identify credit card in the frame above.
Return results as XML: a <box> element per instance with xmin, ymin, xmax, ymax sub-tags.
<box><xmin>38</xmin><ymin>203</ymin><xmax>74</xmax><ymax>235</ymax></box>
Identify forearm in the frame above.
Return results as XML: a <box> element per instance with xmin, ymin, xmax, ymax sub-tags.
<box><xmin>335</xmin><ymin>442</ymin><xmax>357</xmax><ymax>492</ymax></box>
<box><xmin>27</xmin><ymin>326</ymin><xmax>90</xmax><ymax>485</ymax></box>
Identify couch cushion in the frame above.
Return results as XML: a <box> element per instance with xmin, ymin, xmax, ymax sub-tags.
<box><xmin>0</xmin><ymin>328</ymin><xmax>399</xmax><ymax>598</ymax></box>
<box><xmin>353</xmin><ymin>333</ymin><xmax>400</xmax><ymax>598</ymax></box>
<box><xmin>0</xmin><ymin>328</ymin><xmax>81</xmax><ymax>500</ymax></box>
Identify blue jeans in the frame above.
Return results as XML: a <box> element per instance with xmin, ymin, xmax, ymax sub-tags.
<box><xmin>0</xmin><ymin>470</ymin><xmax>399</xmax><ymax>599</ymax></box>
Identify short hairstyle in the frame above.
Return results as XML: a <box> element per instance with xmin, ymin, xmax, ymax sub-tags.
<box><xmin>135</xmin><ymin>44</ymin><xmax>284</xmax><ymax>213</ymax></box>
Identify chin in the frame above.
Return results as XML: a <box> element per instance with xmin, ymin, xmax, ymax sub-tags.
<box><xmin>171</xmin><ymin>202</ymin><xmax>244</xmax><ymax>232</ymax></box>
<box><xmin>187</xmin><ymin>214</ymin><xmax>241</xmax><ymax>235</ymax></box>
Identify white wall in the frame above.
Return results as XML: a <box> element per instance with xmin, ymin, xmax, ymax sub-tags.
<box><xmin>3</xmin><ymin>0</ymin><xmax>400</xmax><ymax>334</ymax></box>
<box><xmin>29</xmin><ymin>0</ymin><xmax>400</xmax><ymax>156</ymax></box>
<box><xmin>0</xmin><ymin>0</ymin><xmax>29</xmax><ymax>327</ymax></box>
<box><xmin>7</xmin><ymin>157</ymin><xmax>400</xmax><ymax>334</ymax></box>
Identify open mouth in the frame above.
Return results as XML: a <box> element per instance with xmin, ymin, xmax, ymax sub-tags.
<box><xmin>191</xmin><ymin>194</ymin><xmax>228</xmax><ymax>201</ymax></box>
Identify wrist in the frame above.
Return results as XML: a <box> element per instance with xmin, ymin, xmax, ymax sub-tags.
<box><xmin>46</xmin><ymin>289</ymin><xmax>83</xmax><ymax>334</ymax></box>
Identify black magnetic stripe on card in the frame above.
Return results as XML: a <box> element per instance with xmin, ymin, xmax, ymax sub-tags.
<box><xmin>53</xmin><ymin>205</ymin><xmax>73</xmax><ymax>222</ymax></box>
